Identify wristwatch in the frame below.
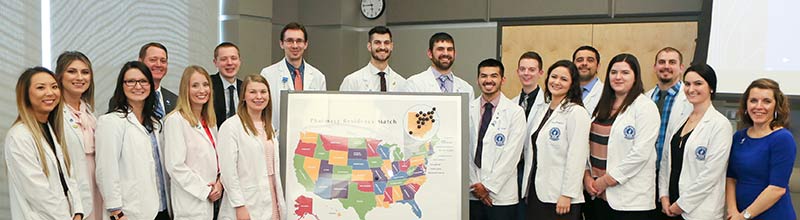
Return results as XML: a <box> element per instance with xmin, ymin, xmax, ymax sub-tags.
<box><xmin>742</xmin><ymin>210</ymin><xmax>752</xmax><ymax>220</ymax></box>
<box><xmin>110</xmin><ymin>211</ymin><xmax>124</xmax><ymax>220</ymax></box>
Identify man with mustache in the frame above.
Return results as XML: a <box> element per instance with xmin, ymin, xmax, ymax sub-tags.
<box><xmin>402</xmin><ymin>32</ymin><xmax>474</xmax><ymax>99</ymax></box>
<box><xmin>340</xmin><ymin>26</ymin><xmax>405</xmax><ymax>92</ymax></box>
<box><xmin>572</xmin><ymin>46</ymin><xmax>602</xmax><ymax>115</ymax></box>
<box><xmin>469</xmin><ymin>58</ymin><xmax>526</xmax><ymax>220</ymax></box>
<box><xmin>261</xmin><ymin>22</ymin><xmax>327</xmax><ymax>130</ymax></box>
<box><xmin>644</xmin><ymin>47</ymin><xmax>692</xmax><ymax>219</ymax></box>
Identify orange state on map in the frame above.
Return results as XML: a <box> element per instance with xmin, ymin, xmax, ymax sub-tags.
<box><xmin>407</xmin><ymin>108</ymin><xmax>437</xmax><ymax>138</ymax></box>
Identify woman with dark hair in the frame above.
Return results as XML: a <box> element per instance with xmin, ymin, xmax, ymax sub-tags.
<box><xmin>582</xmin><ymin>53</ymin><xmax>660</xmax><ymax>219</ymax></box>
<box><xmin>96</xmin><ymin>61</ymin><xmax>170</xmax><ymax>220</ymax></box>
<box><xmin>522</xmin><ymin>60</ymin><xmax>590</xmax><ymax>220</ymax></box>
<box><xmin>5</xmin><ymin>67</ymin><xmax>84</xmax><ymax>219</ymax></box>
<box><xmin>726</xmin><ymin>78</ymin><xmax>796</xmax><ymax>220</ymax></box>
<box><xmin>657</xmin><ymin>64</ymin><xmax>732</xmax><ymax>219</ymax></box>
<box><xmin>218</xmin><ymin>74</ymin><xmax>286</xmax><ymax>220</ymax></box>
<box><xmin>55</xmin><ymin>51</ymin><xmax>105</xmax><ymax>220</ymax></box>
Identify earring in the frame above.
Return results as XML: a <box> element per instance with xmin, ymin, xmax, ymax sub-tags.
<box><xmin>775</xmin><ymin>111</ymin><xmax>778</xmax><ymax>119</ymax></box>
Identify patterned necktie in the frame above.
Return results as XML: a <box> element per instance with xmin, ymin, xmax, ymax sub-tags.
<box><xmin>227</xmin><ymin>85</ymin><xmax>236</xmax><ymax>118</ymax></box>
<box><xmin>521</xmin><ymin>94</ymin><xmax>529</xmax><ymax>109</ymax></box>
<box><xmin>378</xmin><ymin>72</ymin><xmax>387</xmax><ymax>92</ymax></box>
<box><xmin>437</xmin><ymin>75</ymin><xmax>448</xmax><ymax>92</ymax></box>
<box><xmin>154</xmin><ymin>90</ymin><xmax>164</xmax><ymax>118</ymax></box>
<box><xmin>475</xmin><ymin>102</ymin><xmax>493</xmax><ymax>168</ymax></box>
<box><xmin>294</xmin><ymin>69</ymin><xmax>303</xmax><ymax>91</ymax></box>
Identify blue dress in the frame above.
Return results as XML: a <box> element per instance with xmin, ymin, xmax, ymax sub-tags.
<box><xmin>727</xmin><ymin>128</ymin><xmax>796</xmax><ymax>220</ymax></box>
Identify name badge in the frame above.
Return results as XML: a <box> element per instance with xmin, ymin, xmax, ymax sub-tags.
<box><xmin>494</xmin><ymin>133</ymin><xmax>506</xmax><ymax>146</ymax></box>
<box><xmin>549</xmin><ymin>127</ymin><xmax>561</xmax><ymax>141</ymax></box>
<box><xmin>695</xmin><ymin>146</ymin><xmax>707</xmax><ymax>161</ymax></box>
<box><xmin>623</xmin><ymin>125</ymin><xmax>636</xmax><ymax>140</ymax></box>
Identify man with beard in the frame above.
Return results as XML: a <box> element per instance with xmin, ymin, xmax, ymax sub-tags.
<box><xmin>402</xmin><ymin>32</ymin><xmax>474</xmax><ymax>99</ymax></box>
<box><xmin>644</xmin><ymin>47</ymin><xmax>692</xmax><ymax>219</ymax></box>
<box><xmin>139</xmin><ymin>42</ymin><xmax>177</xmax><ymax>116</ymax></box>
<box><xmin>211</xmin><ymin>42</ymin><xmax>244</xmax><ymax>128</ymax></box>
<box><xmin>340</xmin><ymin>26</ymin><xmax>406</xmax><ymax>92</ymax></box>
<box><xmin>261</xmin><ymin>22</ymin><xmax>327</xmax><ymax>130</ymax></box>
<box><xmin>468</xmin><ymin>58</ymin><xmax>526</xmax><ymax>220</ymax></box>
<box><xmin>572</xmin><ymin>46</ymin><xmax>602</xmax><ymax>115</ymax></box>
<box><xmin>510</xmin><ymin>51</ymin><xmax>546</xmax><ymax>220</ymax></box>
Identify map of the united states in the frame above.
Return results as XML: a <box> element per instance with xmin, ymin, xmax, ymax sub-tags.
<box><xmin>293</xmin><ymin>131</ymin><xmax>434</xmax><ymax>220</ymax></box>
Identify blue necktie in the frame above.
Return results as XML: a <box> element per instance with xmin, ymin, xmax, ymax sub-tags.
<box><xmin>475</xmin><ymin>102</ymin><xmax>493</xmax><ymax>168</ymax></box>
<box><xmin>154</xmin><ymin>90</ymin><xmax>164</xmax><ymax>118</ymax></box>
<box><xmin>438</xmin><ymin>75</ymin><xmax>448</xmax><ymax>92</ymax></box>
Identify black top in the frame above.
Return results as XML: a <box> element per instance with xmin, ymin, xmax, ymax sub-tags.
<box><xmin>669</xmin><ymin>122</ymin><xmax>692</xmax><ymax>203</ymax></box>
<box><xmin>518</xmin><ymin>87</ymin><xmax>540</xmax><ymax>119</ymax></box>
<box><xmin>41</xmin><ymin>123</ymin><xmax>69</xmax><ymax>197</ymax></box>
<box><xmin>528</xmin><ymin>108</ymin><xmax>555</xmax><ymax>194</ymax></box>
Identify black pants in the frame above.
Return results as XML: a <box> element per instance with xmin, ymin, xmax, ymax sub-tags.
<box><xmin>470</xmin><ymin>200</ymin><xmax>517</xmax><ymax>220</ymax></box>
<box><xmin>213</xmin><ymin>193</ymin><xmax>223</xmax><ymax>220</ymax></box>
<box><xmin>526</xmin><ymin>196</ymin><xmax>582</xmax><ymax>220</ymax></box>
<box><xmin>582</xmin><ymin>191</ymin><xmax>612</xmax><ymax>220</ymax></box>
<box><xmin>154</xmin><ymin>210</ymin><xmax>171</xmax><ymax>220</ymax></box>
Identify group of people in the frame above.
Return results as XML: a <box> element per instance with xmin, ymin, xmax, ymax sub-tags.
<box><xmin>466</xmin><ymin>47</ymin><xmax>797</xmax><ymax>220</ymax></box>
<box><xmin>4</xmin><ymin>21</ymin><xmax>796</xmax><ymax>220</ymax></box>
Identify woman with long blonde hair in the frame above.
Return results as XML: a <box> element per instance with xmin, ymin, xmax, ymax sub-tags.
<box><xmin>5</xmin><ymin>67</ymin><xmax>84</xmax><ymax>219</ymax></box>
<box><xmin>55</xmin><ymin>51</ymin><xmax>104</xmax><ymax>220</ymax></box>
<box><xmin>164</xmin><ymin>65</ymin><xmax>222</xmax><ymax>219</ymax></box>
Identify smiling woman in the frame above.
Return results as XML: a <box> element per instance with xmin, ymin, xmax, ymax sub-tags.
<box><xmin>5</xmin><ymin>67</ymin><xmax>85</xmax><ymax>220</ymax></box>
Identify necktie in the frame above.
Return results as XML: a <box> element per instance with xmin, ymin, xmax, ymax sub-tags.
<box><xmin>154</xmin><ymin>90</ymin><xmax>164</xmax><ymax>117</ymax></box>
<box><xmin>475</xmin><ymin>102</ymin><xmax>493</xmax><ymax>168</ymax></box>
<box><xmin>227</xmin><ymin>85</ymin><xmax>236</xmax><ymax>118</ymax></box>
<box><xmin>438</xmin><ymin>75</ymin><xmax>448</xmax><ymax>92</ymax></box>
<box><xmin>656</xmin><ymin>90</ymin><xmax>668</xmax><ymax>114</ymax></box>
<box><xmin>521</xmin><ymin>94</ymin><xmax>529</xmax><ymax>110</ymax></box>
<box><xmin>378</xmin><ymin>72</ymin><xmax>387</xmax><ymax>92</ymax></box>
<box><xmin>294</xmin><ymin>69</ymin><xmax>303</xmax><ymax>91</ymax></box>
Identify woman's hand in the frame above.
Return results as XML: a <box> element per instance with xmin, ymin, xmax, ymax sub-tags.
<box><xmin>235</xmin><ymin>206</ymin><xmax>251</xmax><ymax>220</ymax></box>
<box><xmin>555</xmin><ymin>195</ymin><xmax>571</xmax><ymax>215</ymax></box>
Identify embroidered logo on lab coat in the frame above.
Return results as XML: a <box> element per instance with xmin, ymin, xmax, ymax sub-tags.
<box><xmin>623</xmin><ymin>125</ymin><xmax>636</xmax><ymax>140</ymax></box>
<box><xmin>494</xmin><ymin>133</ymin><xmax>505</xmax><ymax>146</ymax></box>
<box><xmin>695</xmin><ymin>146</ymin><xmax>707</xmax><ymax>161</ymax></box>
<box><xmin>549</xmin><ymin>127</ymin><xmax>561</xmax><ymax>141</ymax></box>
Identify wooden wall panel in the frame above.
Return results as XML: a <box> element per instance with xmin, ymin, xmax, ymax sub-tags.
<box><xmin>501</xmin><ymin>24</ymin><xmax>593</xmax><ymax>98</ymax></box>
<box><xmin>501</xmin><ymin>22</ymin><xmax>697</xmax><ymax>98</ymax></box>
<box><xmin>593</xmin><ymin>22</ymin><xmax>697</xmax><ymax>89</ymax></box>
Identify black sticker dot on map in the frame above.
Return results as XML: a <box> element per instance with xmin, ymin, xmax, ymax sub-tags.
<box><xmin>419</xmin><ymin>111</ymin><xmax>423</xmax><ymax>115</ymax></box>
<box><xmin>421</xmin><ymin>121</ymin><xmax>425</xmax><ymax>125</ymax></box>
<box><xmin>417</xmin><ymin>125</ymin><xmax>421</xmax><ymax>129</ymax></box>
<box><xmin>409</xmin><ymin>131</ymin><xmax>413</xmax><ymax>135</ymax></box>
<box><xmin>433</xmin><ymin>107</ymin><xmax>436</xmax><ymax>111</ymax></box>
<box><xmin>415</xmin><ymin>113</ymin><xmax>419</xmax><ymax>117</ymax></box>
<box><xmin>432</xmin><ymin>119</ymin><xmax>435</xmax><ymax>123</ymax></box>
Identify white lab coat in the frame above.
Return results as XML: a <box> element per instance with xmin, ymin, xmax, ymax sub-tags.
<box><xmin>62</xmin><ymin>101</ymin><xmax>96</xmax><ymax>217</ymax></box>
<box><xmin>163</xmin><ymin>112</ymin><xmax>219</xmax><ymax>220</ymax></box>
<box><xmin>522</xmin><ymin>101</ymin><xmax>591</xmax><ymax>204</ymax></box>
<box><xmin>401</xmin><ymin>66</ymin><xmax>475</xmax><ymax>99</ymax></box>
<box><xmin>511</xmin><ymin>88</ymin><xmax>545</xmax><ymax>201</ymax></box>
<box><xmin>339</xmin><ymin>62</ymin><xmax>406</xmax><ymax>92</ymax></box>
<box><xmin>5</xmin><ymin>123</ymin><xmax>84</xmax><ymax>219</ymax></box>
<box><xmin>604</xmin><ymin>94</ymin><xmax>660</xmax><ymax>211</ymax></box>
<box><xmin>583</xmin><ymin>78</ymin><xmax>603</xmax><ymax>115</ymax></box>
<box><xmin>260</xmin><ymin>58</ymin><xmax>327</xmax><ymax>131</ymax></box>
<box><xmin>468</xmin><ymin>94</ymin><xmax>527</xmax><ymax>206</ymax></box>
<box><xmin>95</xmin><ymin>111</ymin><xmax>168</xmax><ymax>220</ymax></box>
<box><xmin>658</xmin><ymin>105</ymin><xmax>732</xmax><ymax>219</ymax></box>
<box><xmin>217</xmin><ymin>115</ymin><xmax>286</xmax><ymax>220</ymax></box>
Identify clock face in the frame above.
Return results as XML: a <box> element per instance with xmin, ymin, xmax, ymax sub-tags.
<box><xmin>361</xmin><ymin>0</ymin><xmax>385</xmax><ymax>19</ymax></box>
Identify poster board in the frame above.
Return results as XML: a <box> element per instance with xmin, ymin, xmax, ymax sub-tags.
<box><xmin>280</xmin><ymin>91</ymin><xmax>469</xmax><ymax>220</ymax></box>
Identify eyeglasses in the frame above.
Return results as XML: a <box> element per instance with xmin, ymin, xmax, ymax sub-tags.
<box><xmin>123</xmin><ymin>79</ymin><xmax>150</xmax><ymax>87</ymax></box>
